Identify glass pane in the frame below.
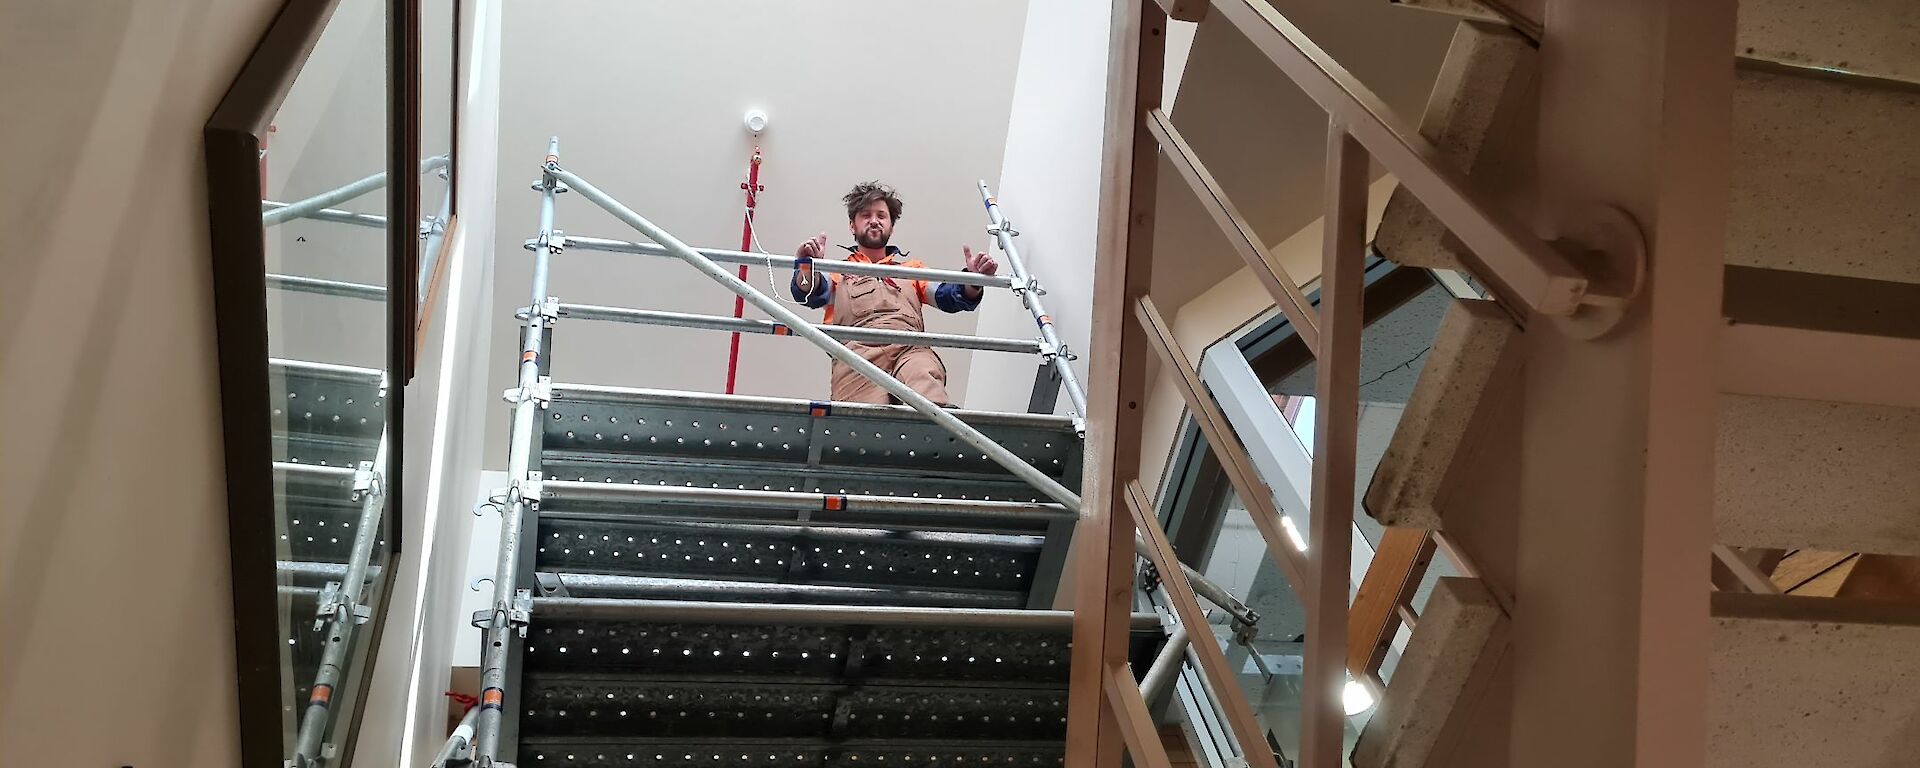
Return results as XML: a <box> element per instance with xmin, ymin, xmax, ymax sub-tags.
<box><xmin>261</xmin><ymin>0</ymin><xmax>391</xmax><ymax>762</ymax></box>
<box><xmin>1194</xmin><ymin>489</ymin><xmax>1369</xmax><ymax>765</ymax></box>
<box><xmin>1271</xmin><ymin>282</ymin><xmax>1452</xmax><ymax>548</ymax></box>
<box><xmin>419</xmin><ymin>0</ymin><xmax>456</xmax><ymax>308</ymax></box>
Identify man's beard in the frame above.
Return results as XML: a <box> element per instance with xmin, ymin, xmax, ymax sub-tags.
<box><xmin>856</xmin><ymin>227</ymin><xmax>890</xmax><ymax>249</ymax></box>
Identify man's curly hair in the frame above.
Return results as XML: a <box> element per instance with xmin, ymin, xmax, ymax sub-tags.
<box><xmin>843</xmin><ymin>181</ymin><xmax>904</xmax><ymax>222</ymax></box>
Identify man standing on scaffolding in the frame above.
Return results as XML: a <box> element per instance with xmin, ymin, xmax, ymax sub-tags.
<box><xmin>790</xmin><ymin>181</ymin><xmax>997</xmax><ymax>406</ymax></box>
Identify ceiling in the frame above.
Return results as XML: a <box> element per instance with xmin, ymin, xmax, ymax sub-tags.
<box><xmin>1150</xmin><ymin>0</ymin><xmax>1459</xmax><ymax>308</ymax></box>
<box><xmin>485</xmin><ymin>0</ymin><xmax>1029</xmax><ymax>465</ymax></box>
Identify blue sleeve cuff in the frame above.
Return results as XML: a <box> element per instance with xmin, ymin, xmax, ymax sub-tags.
<box><xmin>933</xmin><ymin>280</ymin><xmax>982</xmax><ymax>313</ymax></box>
<box><xmin>791</xmin><ymin>270</ymin><xmax>832</xmax><ymax>308</ymax></box>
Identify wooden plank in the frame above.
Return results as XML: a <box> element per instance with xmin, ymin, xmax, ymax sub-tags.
<box><xmin>1790</xmin><ymin>555</ymin><xmax>1860</xmax><ymax>597</ymax></box>
<box><xmin>1135</xmin><ymin>295</ymin><xmax>1313</xmax><ymax>597</ymax></box>
<box><xmin>1300</xmin><ymin>121</ymin><xmax>1369</xmax><ymax>768</ymax></box>
<box><xmin>1719</xmin><ymin>323</ymin><xmax>1920</xmax><ymax>410</ymax></box>
<box><xmin>1126</xmin><ymin>481</ymin><xmax>1284</xmax><ymax>768</ymax></box>
<box><xmin>1146</xmin><ymin>108</ymin><xmax>1321</xmax><ymax>352</ymax></box>
<box><xmin>1348</xmin><ymin>527</ymin><xmax>1436</xmax><ymax>676</ymax></box>
<box><xmin>1769</xmin><ymin>549</ymin><xmax>1852</xmax><ymax>593</ymax></box>
<box><xmin>1104</xmin><ymin>664</ymin><xmax>1174</xmax><ymax>768</ymax></box>
<box><xmin>1837</xmin><ymin>553</ymin><xmax>1920</xmax><ymax>601</ymax></box>
<box><xmin>1069</xmin><ymin>2</ymin><xmax>1166</xmax><ymax>766</ymax></box>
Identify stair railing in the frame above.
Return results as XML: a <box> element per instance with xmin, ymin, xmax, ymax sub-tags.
<box><xmin>1077</xmin><ymin>1</ymin><xmax>1649</xmax><ymax>766</ymax></box>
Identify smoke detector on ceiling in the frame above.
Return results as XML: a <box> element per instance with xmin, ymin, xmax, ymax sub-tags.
<box><xmin>744</xmin><ymin>109</ymin><xmax>769</xmax><ymax>135</ymax></box>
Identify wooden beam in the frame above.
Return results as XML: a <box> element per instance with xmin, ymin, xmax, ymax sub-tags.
<box><xmin>1126</xmin><ymin>481</ymin><xmax>1283</xmax><ymax>768</ymax></box>
<box><xmin>1348</xmin><ymin>527</ymin><xmax>1436</xmax><ymax>677</ymax></box>
<box><xmin>1146</xmin><ymin>108</ymin><xmax>1321</xmax><ymax>352</ymax></box>
<box><xmin>1134</xmin><ymin>295</ymin><xmax>1313</xmax><ymax>598</ymax></box>
<box><xmin>1710</xmin><ymin>544</ymin><xmax>1781</xmax><ymax>594</ymax></box>
<box><xmin>1104</xmin><ymin>665</ymin><xmax>1175</xmax><ymax>768</ymax></box>
<box><xmin>1504</xmin><ymin>0</ymin><xmax>1735</xmax><ymax>763</ymax></box>
<box><xmin>1069</xmin><ymin>2</ymin><xmax>1166</xmax><ymax>766</ymax></box>
<box><xmin>1719</xmin><ymin>322</ymin><xmax>1920</xmax><ymax>409</ymax></box>
<box><xmin>1836</xmin><ymin>554</ymin><xmax>1920</xmax><ymax>601</ymax></box>
<box><xmin>1769</xmin><ymin>549</ymin><xmax>1853</xmax><ymax>593</ymax></box>
<box><xmin>1300</xmin><ymin>121</ymin><xmax>1368</xmax><ymax>768</ymax></box>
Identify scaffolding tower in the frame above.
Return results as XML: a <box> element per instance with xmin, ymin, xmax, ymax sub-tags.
<box><xmin>447</xmin><ymin>138</ymin><xmax>1278</xmax><ymax>768</ymax></box>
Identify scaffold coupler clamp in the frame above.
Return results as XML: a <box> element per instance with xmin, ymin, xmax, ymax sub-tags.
<box><xmin>515</xmin><ymin>297</ymin><xmax>562</xmax><ymax>327</ymax></box>
<box><xmin>1070</xmin><ymin>413</ymin><xmax>1087</xmax><ymax>438</ymax></box>
<box><xmin>350</xmin><ymin>459</ymin><xmax>381</xmax><ymax>502</ymax></box>
<box><xmin>1007</xmin><ymin>273</ymin><xmax>1030</xmax><ymax>294</ymax></box>
<box><xmin>470</xmin><ymin>589</ymin><xmax>535</xmax><ymax>639</ymax></box>
<box><xmin>986</xmin><ymin>219</ymin><xmax>1019</xmax><ymax>238</ymax></box>
<box><xmin>314</xmin><ymin>581</ymin><xmax>371</xmax><ymax>631</ymax></box>
<box><xmin>524</xmin><ymin>228</ymin><xmax>567</xmax><ymax>254</ymax></box>
<box><xmin>508</xmin><ymin>470</ymin><xmax>545</xmax><ymax>509</ymax></box>
<box><xmin>419</xmin><ymin>213</ymin><xmax>446</xmax><ymax>240</ymax></box>
<box><xmin>1036</xmin><ymin>339</ymin><xmax>1059</xmax><ymax>363</ymax></box>
<box><xmin>502</xmin><ymin>376</ymin><xmax>554</xmax><ymax>410</ymax></box>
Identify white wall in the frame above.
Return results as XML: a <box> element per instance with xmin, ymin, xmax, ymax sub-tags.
<box><xmin>959</xmin><ymin>0</ymin><xmax>1113</xmax><ymax>414</ymax></box>
<box><xmin>352</xmin><ymin>1</ymin><xmax>504</xmax><ymax>763</ymax></box>
<box><xmin>0</xmin><ymin>1</ymin><xmax>281</xmax><ymax>764</ymax></box>
<box><xmin>484</xmin><ymin>1</ymin><xmax>1029</xmax><ymax>466</ymax></box>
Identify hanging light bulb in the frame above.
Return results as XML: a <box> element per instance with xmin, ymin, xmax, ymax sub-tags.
<box><xmin>1343</xmin><ymin>678</ymin><xmax>1376</xmax><ymax>716</ymax></box>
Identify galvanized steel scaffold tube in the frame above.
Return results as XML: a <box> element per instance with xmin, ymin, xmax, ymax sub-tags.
<box><xmin>978</xmin><ymin>182</ymin><xmax>1089</xmax><ymax>436</ymax></box>
<box><xmin>470</xmin><ymin>136</ymin><xmax>564</xmax><ymax>768</ymax></box>
<box><xmin>290</xmin><ymin>426</ymin><xmax>391</xmax><ymax>768</ymax></box>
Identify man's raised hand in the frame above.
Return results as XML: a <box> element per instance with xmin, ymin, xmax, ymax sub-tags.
<box><xmin>797</xmin><ymin>232</ymin><xmax>829</xmax><ymax>259</ymax></box>
<box><xmin>963</xmin><ymin>246</ymin><xmax>999</xmax><ymax>276</ymax></box>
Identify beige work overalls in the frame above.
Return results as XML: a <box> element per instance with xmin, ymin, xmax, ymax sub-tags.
<box><xmin>828</xmin><ymin>274</ymin><xmax>950</xmax><ymax>405</ymax></box>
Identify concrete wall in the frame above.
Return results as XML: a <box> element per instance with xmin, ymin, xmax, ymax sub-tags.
<box><xmin>353</xmin><ymin>0</ymin><xmax>504</xmax><ymax>763</ymax></box>
<box><xmin>0</xmin><ymin>0</ymin><xmax>282</xmax><ymax>764</ymax></box>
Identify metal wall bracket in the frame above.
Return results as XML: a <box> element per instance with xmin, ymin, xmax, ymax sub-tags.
<box><xmin>1543</xmin><ymin>203</ymin><xmax>1647</xmax><ymax>340</ymax></box>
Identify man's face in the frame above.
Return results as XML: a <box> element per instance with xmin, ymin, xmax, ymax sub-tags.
<box><xmin>850</xmin><ymin>200</ymin><xmax>893</xmax><ymax>249</ymax></box>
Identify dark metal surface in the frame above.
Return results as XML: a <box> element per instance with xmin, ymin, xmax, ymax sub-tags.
<box><xmin>542</xmin><ymin>453</ymin><xmax>1052</xmax><ymax>506</ymax></box>
<box><xmin>519</xmin><ymin>674</ymin><xmax>1068</xmax><ymax>741</ymax></box>
<box><xmin>515</xmin><ymin>737</ymin><xmax>1065</xmax><ymax>767</ymax></box>
<box><xmin>543</xmin><ymin>387</ymin><xmax>1079</xmax><ymax>482</ymax></box>
<box><xmin>536</xmin><ymin>573</ymin><xmax>1023</xmax><ymax>609</ymax></box>
<box><xmin>534</xmin><ymin>518</ymin><xmax>1040</xmax><ymax>595</ymax></box>
<box><xmin>523</xmin><ymin>619</ymin><xmax>1077</xmax><ymax>683</ymax></box>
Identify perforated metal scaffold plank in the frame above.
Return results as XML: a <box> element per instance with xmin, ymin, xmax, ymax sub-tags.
<box><xmin>533</xmin><ymin>518</ymin><xmax>1041</xmax><ymax>596</ymax></box>
<box><xmin>542</xmin><ymin>386</ymin><xmax>1081</xmax><ymax>485</ymax></box>
<box><xmin>514</xmin><ymin>738</ymin><xmax>1065</xmax><ymax>768</ymax></box>
<box><xmin>271</xmin><ymin>359</ymin><xmax>384</xmax><ymax>467</ymax></box>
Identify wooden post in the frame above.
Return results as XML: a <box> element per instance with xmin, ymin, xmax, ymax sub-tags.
<box><xmin>1068</xmin><ymin>1</ymin><xmax>1166</xmax><ymax>765</ymax></box>
<box><xmin>1506</xmin><ymin>0</ymin><xmax>1735</xmax><ymax>765</ymax></box>
<box><xmin>1300</xmin><ymin>121</ymin><xmax>1368</xmax><ymax>768</ymax></box>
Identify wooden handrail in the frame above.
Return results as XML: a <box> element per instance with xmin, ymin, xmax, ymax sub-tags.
<box><xmin>1134</xmin><ymin>295</ymin><xmax>1314</xmax><ymax>599</ymax></box>
<box><xmin>1208</xmin><ymin>0</ymin><xmax>1605</xmax><ymax>318</ymax></box>
<box><xmin>1147</xmin><ymin>109</ymin><xmax>1323</xmax><ymax>353</ymax></box>
<box><xmin>1104</xmin><ymin>664</ymin><xmax>1175</xmax><ymax>767</ymax></box>
<box><xmin>1126</xmin><ymin>480</ymin><xmax>1284</xmax><ymax>768</ymax></box>
<box><xmin>1347</xmin><ymin>527</ymin><xmax>1437</xmax><ymax>685</ymax></box>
